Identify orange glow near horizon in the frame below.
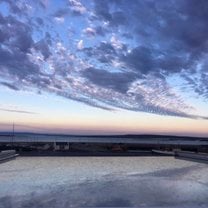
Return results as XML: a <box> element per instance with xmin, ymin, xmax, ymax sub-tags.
<box><xmin>0</xmin><ymin>108</ymin><xmax>208</xmax><ymax>137</ymax></box>
<box><xmin>0</xmin><ymin>89</ymin><xmax>207</xmax><ymax>137</ymax></box>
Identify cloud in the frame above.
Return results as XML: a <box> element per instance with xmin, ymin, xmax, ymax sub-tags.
<box><xmin>53</xmin><ymin>8</ymin><xmax>69</xmax><ymax>18</ymax></box>
<box><xmin>34</xmin><ymin>39</ymin><xmax>51</xmax><ymax>60</ymax></box>
<box><xmin>93</xmin><ymin>0</ymin><xmax>126</xmax><ymax>27</ymax></box>
<box><xmin>0</xmin><ymin>46</ymin><xmax>39</xmax><ymax>80</ymax></box>
<box><xmin>122</xmin><ymin>46</ymin><xmax>154</xmax><ymax>74</ymax></box>
<box><xmin>83</xmin><ymin>42</ymin><xmax>119</xmax><ymax>65</ymax></box>
<box><xmin>0</xmin><ymin>82</ymin><xmax>19</xmax><ymax>91</ymax></box>
<box><xmin>110</xmin><ymin>35</ymin><xmax>123</xmax><ymax>50</ymax></box>
<box><xmin>82</xmin><ymin>67</ymin><xmax>137</xmax><ymax>93</ymax></box>
<box><xmin>0</xmin><ymin>0</ymin><xmax>208</xmax><ymax>120</ymax></box>
<box><xmin>1</xmin><ymin>0</ymin><xmax>31</xmax><ymax>16</ymax></box>
<box><xmin>54</xmin><ymin>16</ymin><xmax>65</xmax><ymax>23</ymax></box>
<box><xmin>38</xmin><ymin>0</ymin><xmax>49</xmax><ymax>9</ymax></box>
<box><xmin>52</xmin><ymin>8</ymin><xmax>70</xmax><ymax>23</ymax></box>
<box><xmin>77</xmin><ymin>40</ymin><xmax>84</xmax><ymax>50</ymax></box>
<box><xmin>0</xmin><ymin>108</ymin><xmax>36</xmax><ymax>114</ymax></box>
<box><xmin>83</xmin><ymin>27</ymin><xmax>96</xmax><ymax>36</ymax></box>
<box><xmin>68</xmin><ymin>0</ymin><xmax>86</xmax><ymax>15</ymax></box>
<box><xmin>2</xmin><ymin>17</ymin><xmax>33</xmax><ymax>53</ymax></box>
<box><xmin>94</xmin><ymin>26</ymin><xmax>106</xmax><ymax>36</ymax></box>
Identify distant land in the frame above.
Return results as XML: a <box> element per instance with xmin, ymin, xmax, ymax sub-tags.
<box><xmin>0</xmin><ymin>132</ymin><xmax>207</xmax><ymax>140</ymax></box>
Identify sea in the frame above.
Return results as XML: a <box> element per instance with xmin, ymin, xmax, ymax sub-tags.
<box><xmin>0</xmin><ymin>132</ymin><xmax>207</xmax><ymax>145</ymax></box>
<box><xmin>0</xmin><ymin>156</ymin><xmax>208</xmax><ymax>207</ymax></box>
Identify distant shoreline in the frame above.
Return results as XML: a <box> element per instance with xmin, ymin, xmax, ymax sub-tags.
<box><xmin>0</xmin><ymin>132</ymin><xmax>207</xmax><ymax>140</ymax></box>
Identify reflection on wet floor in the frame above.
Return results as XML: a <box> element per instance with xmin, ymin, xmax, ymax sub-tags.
<box><xmin>0</xmin><ymin>157</ymin><xmax>207</xmax><ymax>207</ymax></box>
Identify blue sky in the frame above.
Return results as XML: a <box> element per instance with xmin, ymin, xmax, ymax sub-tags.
<box><xmin>0</xmin><ymin>0</ymin><xmax>208</xmax><ymax>136</ymax></box>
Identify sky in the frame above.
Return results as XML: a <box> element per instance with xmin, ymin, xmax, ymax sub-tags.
<box><xmin>0</xmin><ymin>0</ymin><xmax>208</xmax><ymax>136</ymax></box>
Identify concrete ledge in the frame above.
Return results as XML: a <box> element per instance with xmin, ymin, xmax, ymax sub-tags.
<box><xmin>175</xmin><ymin>151</ymin><xmax>208</xmax><ymax>163</ymax></box>
<box><xmin>0</xmin><ymin>150</ymin><xmax>19</xmax><ymax>163</ymax></box>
